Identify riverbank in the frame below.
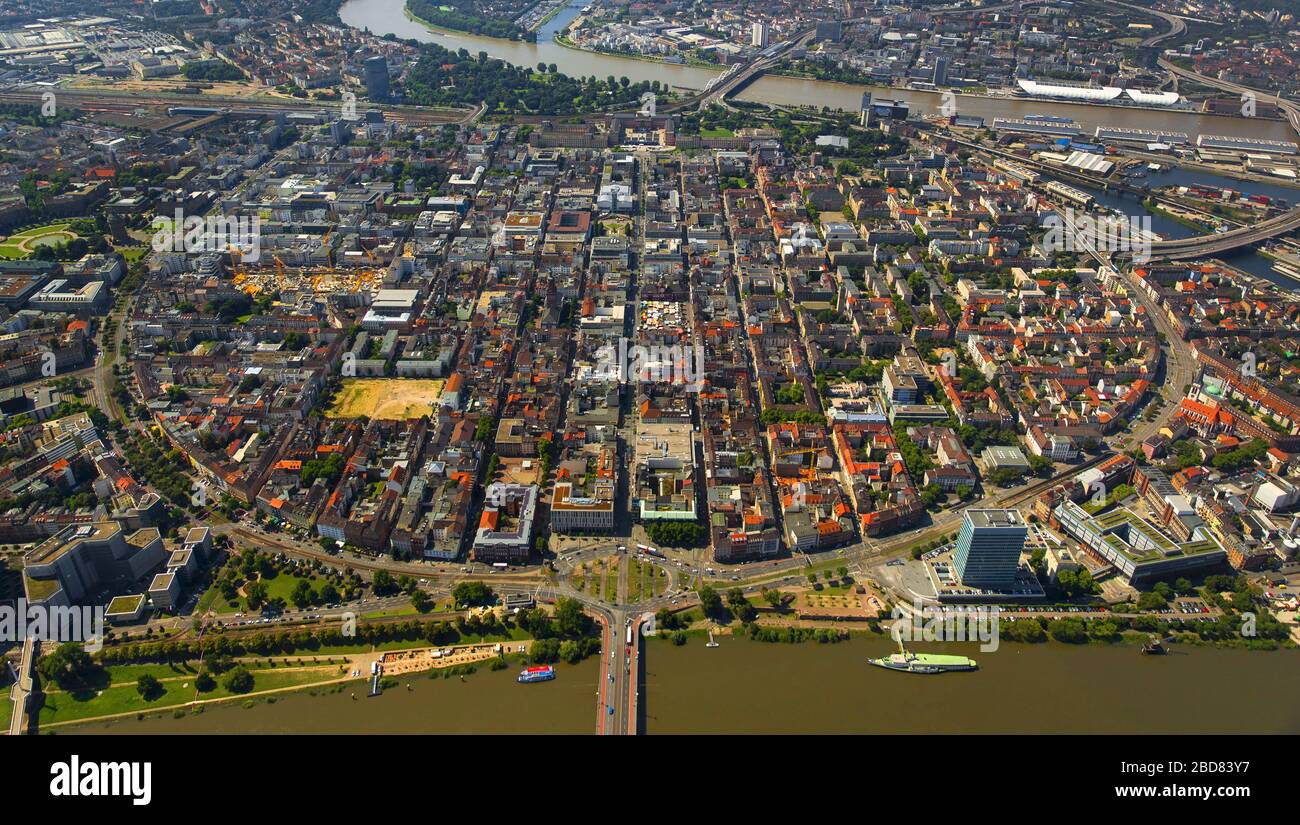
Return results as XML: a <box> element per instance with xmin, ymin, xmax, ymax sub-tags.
<box><xmin>402</xmin><ymin>6</ymin><xmax>478</xmax><ymax>40</ymax></box>
<box><xmin>402</xmin><ymin>1</ymin><xmax>536</xmax><ymax>42</ymax></box>
<box><xmin>62</xmin><ymin>656</ymin><xmax>600</xmax><ymax>734</ymax></box>
<box><xmin>1143</xmin><ymin>198</ymin><xmax>1216</xmax><ymax>232</ymax></box>
<box><xmin>530</xmin><ymin>0</ymin><xmax>569</xmax><ymax>32</ymax></box>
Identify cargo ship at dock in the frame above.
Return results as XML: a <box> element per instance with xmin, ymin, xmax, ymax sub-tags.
<box><xmin>868</xmin><ymin>641</ymin><xmax>977</xmax><ymax>674</ymax></box>
<box><xmin>517</xmin><ymin>665</ymin><xmax>556</xmax><ymax>683</ymax></box>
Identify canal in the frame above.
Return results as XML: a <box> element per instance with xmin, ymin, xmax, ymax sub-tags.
<box><xmin>341</xmin><ymin>0</ymin><xmax>1298</xmax><ymax>144</ymax></box>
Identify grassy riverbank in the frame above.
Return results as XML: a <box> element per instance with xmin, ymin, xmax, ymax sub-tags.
<box><xmin>39</xmin><ymin>660</ymin><xmax>354</xmax><ymax>727</ymax></box>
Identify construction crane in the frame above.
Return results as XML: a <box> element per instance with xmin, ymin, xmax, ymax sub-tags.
<box><xmin>225</xmin><ymin>243</ymin><xmax>257</xmax><ymax>294</ymax></box>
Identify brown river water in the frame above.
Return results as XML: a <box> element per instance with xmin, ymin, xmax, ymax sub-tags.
<box><xmin>63</xmin><ymin>636</ymin><xmax>1298</xmax><ymax>734</ymax></box>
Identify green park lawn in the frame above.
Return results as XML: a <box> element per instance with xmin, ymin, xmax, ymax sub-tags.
<box><xmin>0</xmin><ymin>223</ymin><xmax>78</xmax><ymax>259</ymax></box>
<box><xmin>38</xmin><ymin>662</ymin><xmax>351</xmax><ymax>725</ymax></box>
<box><xmin>200</xmin><ymin>570</ymin><xmax>326</xmax><ymax>615</ymax></box>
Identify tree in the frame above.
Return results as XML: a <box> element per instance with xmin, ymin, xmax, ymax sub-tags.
<box><xmin>1138</xmin><ymin>591</ymin><xmax>1168</xmax><ymax>611</ymax></box>
<box><xmin>1047</xmin><ymin>618</ymin><xmax>1088</xmax><ymax>643</ymax></box>
<box><xmin>223</xmin><ymin>666</ymin><xmax>255</xmax><ymax>694</ymax></box>
<box><xmin>245</xmin><ymin>579</ymin><xmax>269</xmax><ymax>610</ymax></box>
<box><xmin>1056</xmin><ymin>568</ymin><xmax>1098</xmax><ymax>599</ymax></box>
<box><xmin>554</xmin><ymin>597</ymin><xmax>592</xmax><ymax>638</ymax></box>
<box><xmin>987</xmin><ymin>467</ymin><xmax>1023</xmax><ymax>488</ymax></box>
<box><xmin>136</xmin><ymin>673</ymin><xmax>163</xmax><ymax>700</ymax></box>
<box><xmin>1027</xmin><ymin>454</ymin><xmax>1053</xmax><ymax>477</ymax></box>
<box><xmin>1088</xmin><ymin>620</ymin><xmax>1120</xmax><ymax>642</ymax></box>
<box><xmin>451</xmin><ymin>581</ymin><xmax>493</xmax><ymax>606</ymax></box>
<box><xmin>655</xmin><ymin>608</ymin><xmax>686</xmax><ymax>630</ymax></box>
<box><xmin>301</xmin><ymin>453</ymin><xmax>345</xmax><ymax>488</ymax></box>
<box><xmin>411</xmin><ymin>590</ymin><xmax>433</xmax><ymax>613</ymax></box>
<box><xmin>37</xmin><ymin>642</ymin><xmax>101</xmax><ymax>690</ymax></box>
<box><xmin>319</xmin><ymin>582</ymin><xmax>340</xmax><ymax>604</ymax></box>
<box><xmin>726</xmin><ymin>588</ymin><xmax>756</xmax><ymax>622</ymax></box>
<box><xmin>291</xmin><ymin>578</ymin><xmax>315</xmax><ymax>609</ymax></box>
<box><xmin>645</xmin><ymin>521</ymin><xmax>706</xmax><ymax>548</ymax></box>
<box><xmin>529</xmin><ymin>638</ymin><xmax>560</xmax><ymax>664</ymax></box>
<box><xmin>698</xmin><ymin>585</ymin><xmax>723</xmax><ymax>618</ymax></box>
<box><xmin>371</xmin><ymin>570</ymin><xmax>397</xmax><ymax>596</ymax></box>
<box><xmin>762</xmin><ymin>588</ymin><xmax>784</xmax><ymax>609</ymax></box>
<box><xmin>195</xmin><ymin>671</ymin><xmax>216</xmax><ymax>692</ymax></box>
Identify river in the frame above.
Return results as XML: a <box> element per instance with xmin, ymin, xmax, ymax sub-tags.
<box><xmin>341</xmin><ymin>0</ymin><xmax>1297</xmax><ymax>143</ymax></box>
<box><xmin>641</xmin><ymin>636</ymin><xmax>1300</xmax><ymax>734</ymax></box>
<box><xmin>61</xmin><ymin>636</ymin><xmax>1299</xmax><ymax>734</ymax></box>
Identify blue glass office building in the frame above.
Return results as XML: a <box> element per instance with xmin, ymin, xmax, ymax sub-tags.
<box><xmin>952</xmin><ymin>509</ymin><xmax>1028</xmax><ymax>588</ymax></box>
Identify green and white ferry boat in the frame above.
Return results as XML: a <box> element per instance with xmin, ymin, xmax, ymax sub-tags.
<box><xmin>868</xmin><ymin>640</ymin><xmax>978</xmax><ymax>674</ymax></box>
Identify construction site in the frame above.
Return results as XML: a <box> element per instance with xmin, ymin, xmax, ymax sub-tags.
<box><xmin>227</xmin><ymin>239</ymin><xmax>404</xmax><ymax>297</ymax></box>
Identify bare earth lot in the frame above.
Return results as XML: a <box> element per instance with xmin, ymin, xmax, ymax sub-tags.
<box><xmin>326</xmin><ymin>379</ymin><xmax>443</xmax><ymax>420</ymax></box>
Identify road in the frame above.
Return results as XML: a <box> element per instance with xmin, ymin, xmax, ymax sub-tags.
<box><xmin>1143</xmin><ymin>207</ymin><xmax>1300</xmax><ymax>261</ymax></box>
<box><xmin>664</xmin><ymin>26</ymin><xmax>818</xmax><ymax>112</ymax></box>
<box><xmin>1054</xmin><ymin>211</ymin><xmax>1196</xmax><ymax>448</ymax></box>
<box><xmin>88</xmin><ymin>275</ymin><xmax>139</xmax><ymax>423</ymax></box>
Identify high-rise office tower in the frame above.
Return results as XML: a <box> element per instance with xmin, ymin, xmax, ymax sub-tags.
<box><xmin>952</xmin><ymin>509</ymin><xmax>1028</xmax><ymax>588</ymax></box>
